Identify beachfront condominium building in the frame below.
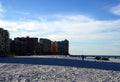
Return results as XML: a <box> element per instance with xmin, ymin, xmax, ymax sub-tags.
<box><xmin>11</xmin><ymin>36</ymin><xmax>38</xmax><ymax>55</ymax></box>
<box><xmin>0</xmin><ymin>28</ymin><xmax>9</xmax><ymax>56</ymax></box>
<box><xmin>51</xmin><ymin>39</ymin><xmax>69</xmax><ymax>55</ymax></box>
<box><xmin>40</xmin><ymin>39</ymin><xmax>69</xmax><ymax>55</ymax></box>
<box><xmin>39</xmin><ymin>38</ymin><xmax>51</xmax><ymax>55</ymax></box>
<box><xmin>10</xmin><ymin>37</ymin><xmax>69</xmax><ymax>55</ymax></box>
<box><xmin>57</xmin><ymin>39</ymin><xmax>69</xmax><ymax>55</ymax></box>
<box><xmin>51</xmin><ymin>41</ymin><xmax>57</xmax><ymax>54</ymax></box>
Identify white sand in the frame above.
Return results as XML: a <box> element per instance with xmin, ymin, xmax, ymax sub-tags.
<box><xmin>0</xmin><ymin>56</ymin><xmax>120</xmax><ymax>82</ymax></box>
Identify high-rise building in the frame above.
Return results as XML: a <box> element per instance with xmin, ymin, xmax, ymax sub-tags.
<box><xmin>10</xmin><ymin>36</ymin><xmax>69</xmax><ymax>55</ymax></box>
<box><xmin>37</xmin><ymin>42</ymin><xmax>42</xmax><ymax>55</ymax></box>
<box><xmin>39</xmin><ymin>38</ymin><xmax>51</xmax><ymax>54</ymax></box>
<box><xmin>0</xmin><ymin>28</ymin><xmax>9</xmax><ymax>56</ymax></box>
<box><xmin>51</xmin><ymin>41</ymin><xmax>57</xmax><ymax>54</ymax></box>
<box><xmin>11</xmin><ymin>36</ymin><xmax>38</xmax><ymax>55</ymax></box>
<box><xmin>57</xmin><ymin>39</ymin><xmax>69</xmax><ymax>55</ymax></box>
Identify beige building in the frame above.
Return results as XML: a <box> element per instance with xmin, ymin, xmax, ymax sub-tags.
<box><xmin>0</xmin><ymin>28</ymin><xmax>9</xmax><ymax>56</ymax></box>
<box><xmin>51</xmin><ymin>41</ymin><xmax>57</xmax><ymax>54</ymax></box>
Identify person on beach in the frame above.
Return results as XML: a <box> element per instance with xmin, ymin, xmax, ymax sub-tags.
<box><xmin>82</xmin><ymin>55</ymin><xmax>84</xmax><ymax>60</ymax></box>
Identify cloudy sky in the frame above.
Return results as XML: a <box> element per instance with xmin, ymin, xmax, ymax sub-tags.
<box><xmin>0</xmin><ymin>0</ymin><xmax>120</xmax><ymax>55</ymax></box>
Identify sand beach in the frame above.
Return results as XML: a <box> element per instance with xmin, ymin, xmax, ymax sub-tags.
<box><xmin>0</xmin><ymin>56</ymin><xmax>120</xmax><ymax>82</ymax></box>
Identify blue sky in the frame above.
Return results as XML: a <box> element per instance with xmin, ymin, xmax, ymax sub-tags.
<box><xmin>0</xmin><ymin>0</ymin><xmax>120</xmax><ymax>55</ymax></box>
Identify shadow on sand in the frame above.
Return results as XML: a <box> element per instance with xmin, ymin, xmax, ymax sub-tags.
<box><xmin>0</xmin><ymin>57</ymin><xmax>120</xmax><ymax>71</ymax></box>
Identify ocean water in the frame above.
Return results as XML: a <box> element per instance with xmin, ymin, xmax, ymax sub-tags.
<box><xmin>70</xmin><ymin>55</ymin><xmax>120</xmax><ymax>59</ymax></box>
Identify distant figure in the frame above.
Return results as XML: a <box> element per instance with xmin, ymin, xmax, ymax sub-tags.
<box><xmin>82</xmin><ymin>55</ymin><xmax>84</xmax><ymax>60</ymax></box>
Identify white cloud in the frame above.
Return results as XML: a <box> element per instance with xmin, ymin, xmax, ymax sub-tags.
<box><xmin>1</xmin><ymin>14</ymin><xmax>120</xmax><ymax>41</ymax></box>
<box><xmin>110</xmin><ymin>4</ymin><xmax>120</xmax><ymax>16</ymax></box>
